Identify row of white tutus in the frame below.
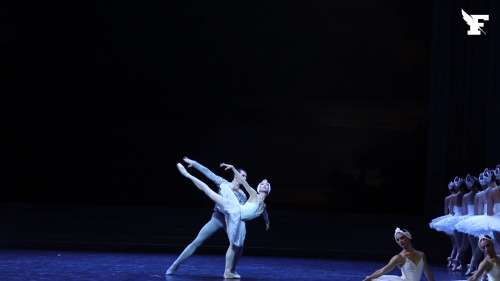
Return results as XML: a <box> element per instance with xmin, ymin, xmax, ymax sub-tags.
<box><xmin>430</xmin><ymin>212</ymin><xmax>500</xmax><ymax>237</ymax></box>
<box><xmin>430</xmin><ymin>215</ymin><xmax>468</xmax><ymax>235</ymax></box>
<box><xmin>428</xmin><ymin>214</ymin><xmax>452</xmax><ymax>234</ymax></box>
<box><xmin>455</xmin><ymin>215</ymin><xmax>495</xmax><ymax>237</ymax></box>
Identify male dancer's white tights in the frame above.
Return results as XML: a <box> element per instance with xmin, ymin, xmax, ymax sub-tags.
<box><xmin>167</xmin><ymin>215</ymin><xmax>243</xmax><ymax>273</ymax></box>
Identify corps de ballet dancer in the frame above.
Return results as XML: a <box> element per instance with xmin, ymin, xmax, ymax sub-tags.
<box><xmin>484</xmin><ymin>168</ymin><xmax>500</xmax><ymax>250</ymax></box>
<box><xmin>174</xmin><ymin>161</ymin><xmax>271</xmax><ymax>279</ymax></box>
<box><xmin>432</xmin><ymin>177</ymin><xmax>468</xmax><ymax>270</ymax></box>
<box><xmin>456</xmin><ymin>171</ymin><xmax>497</xmax><ymax>276</ymax></box>
<box><xmin>429</xmin><ymin>180</ymin><xmax>457</xmax><ymax>267</ymax></box>
<box><xmin>362</xmin><ymin>228</ymin><xmax>435</xmax><ymax>281</ymax></box>
<box><xmin>166</xmin><ymin>157</ymin><xmax>270</xmax><ymax>279</ymax></box>
<box><xmin>458</xmin><ymin>174</ymin><xmax>481</xmax><ymax>275</ymax></box>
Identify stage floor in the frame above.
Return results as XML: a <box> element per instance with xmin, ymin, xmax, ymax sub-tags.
<box><xmin>0</xmin><ymin>250</ymin><xmax>469</xmax><ymax>281</ymax></box>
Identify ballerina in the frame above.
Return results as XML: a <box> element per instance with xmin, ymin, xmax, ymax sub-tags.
<box><xmin>429</xmin><ymin>180</ymin><xmax>457</xmax><ymax>267</ymax></box>
<box><xmin>175</xmin><ymin>161</ymin><xmax>270</xmax><ymax>278</ymax></box>
<box><xmin>432</xmin><ymin>177</ymin><xmax>468</xmax><ymax>270</ymax></box>
<box><xmin>166</xmin><ymin>158</ymin><xmax>269</xmax><ymax>278</ymax></box>
<box><xmin>456</xmin><ymin>172</ymin><xmax>494</xmax><ymax>237</ymax></box>
<box><xmin>484</xmin><ymin>169</ymin><xmax>500</xmax><ymax>251</ymax></box>
<box><xmin>458</xmin><ymin>174</ymin><xmax>482</xmax><ymax>275</ymax></box>
<box><xmin>467</xmin><ymin>235</ymin><xmax>500</xmax><ymax>281</ymax></box>
<box><xmin>362</xmin><ymin>228</ymin><xmax>435</xmax><ymax>281</ymax></box>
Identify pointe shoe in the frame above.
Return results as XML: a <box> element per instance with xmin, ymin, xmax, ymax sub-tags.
<box><xmin>465</xmin><ymin>264</ymin><xmax>475</xmax><ymax>276</ymax></box>
<box><xmin>465</xmin><ymin>268</ymin><xmax>476</xmax><ymax>276</ymax></box>
<box><xmin>176</xmin><ymin>163</ymin><xmax>189</xmax><ymax>177</ymax></box>
<box><xmin>447</xmin><ymin>257</ymin><xmax>453</xmax><ymax>268</ymax></box>
<box><xmin>223</xmin><ymin>271</ymin><xmax>241</xmax><ymax>279</ymax></box>
<box><xmin>166</xmin><ymin>264</ymin><xmax>178</xmax><ymax>275</ymax></box>
<box><xmin>452</xmin><ymin>262</ymin><xmax>463</xmax><ymax>271</ymax></box>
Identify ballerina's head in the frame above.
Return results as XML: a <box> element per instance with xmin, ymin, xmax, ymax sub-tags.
<box><xmin>465</xmin><ymin>174</ymin><xmax>475</xmax><ymax>190</ymax></box>
<box><xmin>448</xmin><ymin>181</ymin><xmax>456</xmax><ymax>193</ymax></box>
<box><xmin>394</xmin><ymin>227</ymin><xmax>413</xmax><ymax>250</ymax></box>
<box><xmin>479</xmin><ymin>235</ymin><xmax>496</xmax><ymax>256</ymax></box>
<box><xmin>256</xmin><ymin>179</ymin><xmax>271</xmax><ymax>200</ymax></box>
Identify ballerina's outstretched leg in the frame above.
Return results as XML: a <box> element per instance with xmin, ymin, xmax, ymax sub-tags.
<box><xmin>177</xmin><ymin>163</ymin><xmax>225</xmax><ymax>206</ymax></box>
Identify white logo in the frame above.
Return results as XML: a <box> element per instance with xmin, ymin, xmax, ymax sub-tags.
<box><xmin>462</xmin><ymin>9</ymin><xmax>489</xmax><ymax>35</ymax></box>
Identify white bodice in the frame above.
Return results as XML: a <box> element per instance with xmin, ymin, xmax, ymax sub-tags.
<box><xmin>240</xmin><ymin>201</ymin><xmax>265</xmax><ymax>221</ymax></box>
<box><xmin>488</xmin><ymin>262</ymin><xmax>500</xmax><ymax>281</ymax></box>
<box><xmin>400</xmin><ymin>256</ymin><xmax>424</xmax><ymax>281</ymax></box>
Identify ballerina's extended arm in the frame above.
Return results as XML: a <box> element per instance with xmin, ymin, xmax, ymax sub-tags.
<box><xmin>468</xmin><ymin>259</ymin><xmax>492</xmax><ymax>281</ymax></box>
<box><xmin>362</xmin><ymin>254</ymin><xmax>404</xmax><ymax>281</ymax></box>
<box><xmin>220</xmin><ymin>163</ymin><xmax>258</xmax><ymax>199</ymax></box>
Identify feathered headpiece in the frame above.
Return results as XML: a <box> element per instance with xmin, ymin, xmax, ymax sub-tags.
<box><xmin>394</xmin><ymin>227</ymin><xmax>412</xmax><ymax>240</ymax></box>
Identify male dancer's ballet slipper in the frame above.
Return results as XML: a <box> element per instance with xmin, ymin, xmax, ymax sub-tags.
<box><xmin>166</xmin><ymin>264</ymin><xmax>178</xmax><ymax>275</ymax></box>
<box><xmin>223</xmin><ymin>271</ymin><xmax>241</xmax><ymax>279</ymax></box>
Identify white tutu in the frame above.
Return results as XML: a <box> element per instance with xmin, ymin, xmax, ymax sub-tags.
<box><xmin>373</xmin><ymin>257</ymin><xmax>423</xmax><ymax>281</ymax></box>
<box><xmin>218</xmin><ymin>182</ymin><xmax>246</xmax><ymax>247</ymax></box>
<box><xmin>455</xmin><ymin>215</ymin><xmax>493</xmax><ymax>237</ymax></box>
<box><xmin>488</xmin><ymin>216</ymin><xmax>500</xmax><ymax>233</ymax></box>
<box><xmin>429</xmin><ymin>214</ymin><xmax>451</xmax><ymax>230</ymax></box>
<box><xmin>432</xmin><ymin>215</ymin><xmax>465</xmax><ymax>235</ymax></box>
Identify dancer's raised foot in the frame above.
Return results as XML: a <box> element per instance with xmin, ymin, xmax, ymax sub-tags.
<box><xmin>177</xmin><ymin>163</ymin><xmax>190</xmax><ymax>178</ymax></box>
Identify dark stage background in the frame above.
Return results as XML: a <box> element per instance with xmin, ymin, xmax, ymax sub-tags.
<box><xmin>2</xmin><ymin>0</ymin><xmax>499</xmax><ymax>263</ymax></box>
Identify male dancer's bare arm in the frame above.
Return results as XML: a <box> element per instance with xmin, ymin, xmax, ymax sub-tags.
<box><xmin>184</xmin><ymin>157</ymin><xmax>226</xmax><ymax>186</ymax></box>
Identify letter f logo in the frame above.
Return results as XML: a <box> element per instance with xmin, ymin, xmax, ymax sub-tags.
<box><xmin>462</xmin><ymin>9</ymin><xmax>489</xmax><ymax>35</ymax></box>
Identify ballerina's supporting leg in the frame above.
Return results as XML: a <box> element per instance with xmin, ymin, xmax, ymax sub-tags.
<box><xmin>453</xmin><ymin>231</ymin><xmax>469</xmax><ymax>271</ymax></box>
<box><xmin>177</xmin><ymin>163</ymin><xmax>225</xmax><ymax>206</ymax></box>
<box><xmin>448</xmin><ymin>235</ymin><xmax>457</xmax><ymax>267</ymax></box>
<box><xmin>466</xmin><ymin>235</ymin><xmax>482</xmax><ymax>275</ymax></box>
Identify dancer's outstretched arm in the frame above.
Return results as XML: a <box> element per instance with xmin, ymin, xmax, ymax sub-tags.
<box><xmin>468</xmin><ymin>259</ymin><xmax>492</xmax><ymax>281</ymax></box>
<box><xmin>362</xmin><ymin>254</ymin><xmax>403</xmax><ymax>281</ymax></box>
<box><xmin>422</xmin><ymin>253</ymin><xmax>435</xmax><ymax>281</ymax></box>
<box><xmin>221</xmin><ymin>163</ymin><xmax>257</xmax><ymax>199</ymax></box>
<box><xmin>184</xmin><ymin>157</ymin><xmax>226</xmax><ymax>186</ymax></box>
